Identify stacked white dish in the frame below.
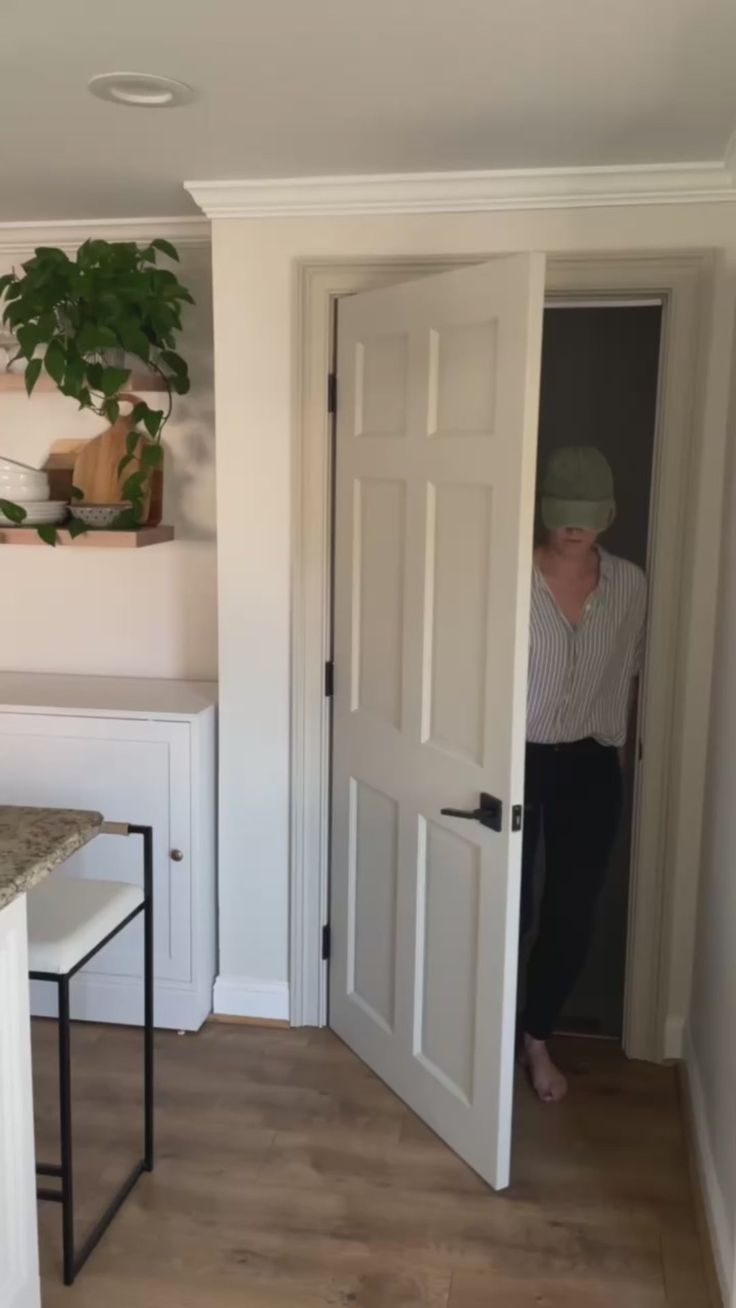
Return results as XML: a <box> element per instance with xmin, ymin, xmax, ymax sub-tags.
<box><xmin>0</xmin><ymin>457</ymin><xmax>67</xmax><ymax>526</ymax></box>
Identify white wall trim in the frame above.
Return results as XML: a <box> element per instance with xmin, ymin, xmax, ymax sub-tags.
<box><xmin>0</xmin><ymin>215</ymin><xmax>210</xmax><ymax>257</ymax></box>
<box><xmin>30</xmin><ymin>975</ymin><xmax>212</xmax><ymax>1034</ymax></box>
<box><xmin>213</xmin><ymin>974</ymin><xmax>290</xmax><ymax>1022</ymax></box>
<box><xmin>185</xmin><ymin>163</ymin><xmax>736</xmax><ymax>219</ymax></box>
<box><xmin>683</xmin><ymin>1027</ymin><xmax>734</xmax><ymax>1305</ymax></box>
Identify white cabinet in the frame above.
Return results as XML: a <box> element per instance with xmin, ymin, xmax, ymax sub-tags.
<box><xmin>0</xmin><ymin>675</ymin><xmax>217</xmax><ymax>1031</ymax></box>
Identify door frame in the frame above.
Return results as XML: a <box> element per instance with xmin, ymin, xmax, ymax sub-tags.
<box><xmin>290</xmin><ymin>250</ymin><xmax>718</xmax><ymax>1063</ymax></box>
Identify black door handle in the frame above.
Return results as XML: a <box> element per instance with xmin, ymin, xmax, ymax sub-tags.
<box><xmin>441</xmin><ymin>792</ymin><xmax>503</xmax><ymax>833</ymax></box>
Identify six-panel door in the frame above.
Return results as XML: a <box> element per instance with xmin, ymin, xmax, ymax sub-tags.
<box><xmin>330</xmin><ymin>256</ymin><xmax>545</xmax><ymax>1189</ymax></box>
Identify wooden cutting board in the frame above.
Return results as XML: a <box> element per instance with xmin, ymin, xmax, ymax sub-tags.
<box><xmin>70</xmin><ymin>397</ymin><xmax>161</xmax><ymax>522</ymax></box>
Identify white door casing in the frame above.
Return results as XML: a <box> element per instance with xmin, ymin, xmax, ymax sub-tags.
<box><xmin>329</xmin><ymin>255</ymin><xmax>546</xmax><ymax>1189</ymax></box>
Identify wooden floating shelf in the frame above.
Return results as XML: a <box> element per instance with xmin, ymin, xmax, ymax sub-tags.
<box><xmin>0</xmin><ymin>525</ymin><xmax>174</xmax><ymax>548</ymax></box>
<box><xmin>0</xmin><ymin>372</ymin><xmax>168</xmax><ymax>393</ymax></box>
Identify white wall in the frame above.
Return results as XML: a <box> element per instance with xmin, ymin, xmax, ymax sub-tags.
<box><xmin>687</xmin><ymin>343</ymin><xmax>736</xmax><ymax>1306</ymax></box>
<box><xmin>0</xmin><ymin>220</ymin><xmax>216</xmax><ymax>681</ymax></box>
<box><xmin>208</xmin><ymin>200</ymin><xmax>736</xmax><ymax>1020</ymax></box>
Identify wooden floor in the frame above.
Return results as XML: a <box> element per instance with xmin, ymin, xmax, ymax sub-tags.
<box><xmin>31</xmin><ymin>1022</ymin><xmax>712</xmax><ymax>1307</ymax></box>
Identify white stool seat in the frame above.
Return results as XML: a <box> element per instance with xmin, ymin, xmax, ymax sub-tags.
<box><xmin>27</xmin><ymin>876</ymin><xmax>144</xmax><ymax>975</ymax></box>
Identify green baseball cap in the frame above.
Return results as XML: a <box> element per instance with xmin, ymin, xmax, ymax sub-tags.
<box><xmin>540</xmin><ymin>445</ymin><xmax>616</xmax><ymax>532</ymax></box>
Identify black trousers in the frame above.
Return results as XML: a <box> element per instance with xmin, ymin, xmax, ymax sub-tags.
<box><xmin>520</xmin><ymin>739</ymin><xmax>623</xmax><ymax>1040</ymax></box>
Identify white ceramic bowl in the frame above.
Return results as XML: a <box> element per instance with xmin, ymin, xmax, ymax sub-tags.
<box><xmin>0</xmin><ymin>469</ymin><xmax>49</xmax><ymax>481</ymax></box>
<box><xmin>0</xmin><ymin>483</ymin><xmax>50</xmax><ymax>497</ymax></box>
<box><xmin>0</xmin><ymin>466</ymin><xmax>48</xmax><ymax>479</ymax></box>
<box><xmin>70</xmin><ymin>502</ymin><xmax>131</xmax><ymax>528</ymax></box>
<box><xmin>0</xmin><ymin>473</ymin><xmax>49</xmax><ymax>497</ymax></box>
<box><xmin>0</xmin><ymin>457</ymin><xmax>41</xmax><ymax>473</ymax></box>
<box><xmin>0</xmin><ymin>459</ymin><xmax>50</xmax><ymax>498</ymax></box>
<box><xmin>0</xmin><ymin>500</ymin><xmax>67</xmax><ymax>527</ymax></box>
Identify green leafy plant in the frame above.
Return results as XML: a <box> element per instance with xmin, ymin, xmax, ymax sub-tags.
<box><xmin>0</xmin><ymin>238</ymin><xmax>193</xmax><ymax>541</ymax></box>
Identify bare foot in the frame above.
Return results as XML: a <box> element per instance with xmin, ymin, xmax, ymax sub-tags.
<box><xmin>522</xmin><ymin>1033</ymin><xmax>568</xmax><ymax>1103</ymax></box>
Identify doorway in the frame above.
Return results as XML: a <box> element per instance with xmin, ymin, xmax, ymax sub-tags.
<box><xmin>325</xmin><ymin>275</ymin><xmax>667</xmax><ymax>1188</ymax></box>
<box><xmin>291</xmin><ymin>251</ymin><xmax>713</xmax><ymax>1085</ymax></box>
<box><xmin>528</xmin><ymin>300</ymin><xmax>663</xmax><ymax>1040</ymax></box>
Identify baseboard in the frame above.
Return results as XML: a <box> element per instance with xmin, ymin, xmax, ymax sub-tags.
<box><xmin>664</xmin><ymin>1013</ymin><xmax>685</xmax><ymax>1060</ymax></box>
<box><xmin>208</xmin><ymin>1013</ymin><xmax>289</xmax><ymax>1029</ymax></box>
<box><xmin>213</xmin><ymin>974</ymin><xmax>290</xmax><ymax>1022</ymax></box>
<box><xmin>681</xmin><ymin>1030</ymin><xmax>733</xmax><ymax>1305</ymax></box>
<box><xmin>30</xmin><ymin>975</ymin><xmax>212</xmax><ymax>1033</ymax></box>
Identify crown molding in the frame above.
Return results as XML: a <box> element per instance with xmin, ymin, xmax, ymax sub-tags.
<box><xmin>184</xmin><ymin>161</ymin><xmax>736</xmax><ymax>219</ymax></box>
<box><xmin>0</xmin><ymin>215</ymin><xmax>210</xmax><ymax>257</ymax></box>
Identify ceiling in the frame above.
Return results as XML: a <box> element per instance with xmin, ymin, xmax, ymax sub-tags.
<box><xmin>2</xmin><ymin>0</ymin><xmax>736</xmax><ymax>222</ymax></box>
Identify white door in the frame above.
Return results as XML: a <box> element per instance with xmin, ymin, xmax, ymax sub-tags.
<box><xmin>330</xmin><ymin>255</ymin><xmax>545</xmax><ymax>1189</ymax></box>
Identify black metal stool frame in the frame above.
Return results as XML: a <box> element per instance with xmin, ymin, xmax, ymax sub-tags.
<box><xmin>30</xmin><ymin>822</ymin><xmax>154</xmax><ymax>1286</ymax></box>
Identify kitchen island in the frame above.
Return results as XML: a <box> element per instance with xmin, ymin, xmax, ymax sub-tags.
<box><xmin>0</xmin><ymin>806</ymin><xmax>102</xmax><ymax>1308</ymax></box>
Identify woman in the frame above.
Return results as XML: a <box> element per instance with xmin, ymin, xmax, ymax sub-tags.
<box><xmin>521</xmin><ymin>446</ymin><xmax>647</xmax><ymax>1102</ymax></box>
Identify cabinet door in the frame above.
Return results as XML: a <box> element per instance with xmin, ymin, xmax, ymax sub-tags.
<box><xmin>0</xmin><ymin>714</ymin><xmax>191</xmax><ymax>985</ymax></box>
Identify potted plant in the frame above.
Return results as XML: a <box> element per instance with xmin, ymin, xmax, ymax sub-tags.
<box><xmin>0</xmin><ymin>238</ymin><xmax>193</xmax><ymax>542</ymax></box>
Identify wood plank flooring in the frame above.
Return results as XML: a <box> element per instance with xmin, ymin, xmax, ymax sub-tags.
<box><xmin>30</xmin><ymin>1022</ymin><xmax>712</xmax><ymax>1307</ymax></box>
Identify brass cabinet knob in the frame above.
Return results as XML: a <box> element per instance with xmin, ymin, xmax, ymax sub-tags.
<box><xmin>170</xmin><ymin>849</ymin><xmax>184</xmax><ymax>862</ymax></box>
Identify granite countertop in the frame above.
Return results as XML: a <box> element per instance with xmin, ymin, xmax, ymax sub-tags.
<box><xmin>0</xmin><ymin>805</ymin><xmax>103</xmax><ymax>911</ymax></box>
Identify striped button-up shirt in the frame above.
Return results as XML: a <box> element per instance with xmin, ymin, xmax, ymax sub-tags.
<box><xmin>527</xmin><ymin>549</ymin><xmax>647</xmax><ymax>747</ymax></box>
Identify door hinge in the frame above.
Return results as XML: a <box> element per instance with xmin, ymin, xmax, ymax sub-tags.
<box><xmin>327</xmin><ymin>372</ymin><xmax>337</xmax><ymax>414</ymax></box>
<box><xmin>325</xmin><ymin>660</ymin><xmax>335</xmax><ymax>697</ymax></box>
<box><xmin>321</xmin><ymin>924</ymin><xmax>331</xmax><ymax>960</ymax></box>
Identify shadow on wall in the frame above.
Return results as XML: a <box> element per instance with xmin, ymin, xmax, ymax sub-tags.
<box><xmin>162</xmin><ymin>245</ymin><xmax>216</xmax><ymax>544</ymax></box>
<box><xmin>169</xmin><ymin>424</ymin><xmax>216</xmax><ymax>543</ymax></box>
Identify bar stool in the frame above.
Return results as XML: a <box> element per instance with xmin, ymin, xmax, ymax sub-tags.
<box><xmin>27</xmin><ymin>822</ymin><xmax>154</xmax><ymax>1286</ymax></box>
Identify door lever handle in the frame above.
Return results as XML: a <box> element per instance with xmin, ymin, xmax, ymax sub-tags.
<box><xmin>441</xmin><ymin>792</ymin><xmax>503</xmax><ymax>833</ymax></box>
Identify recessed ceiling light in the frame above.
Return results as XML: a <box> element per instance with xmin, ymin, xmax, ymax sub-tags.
<box><xmin>88</xmin><ymin>72</ymin><xmax>196</xmax><ymax>109</ymax></box>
